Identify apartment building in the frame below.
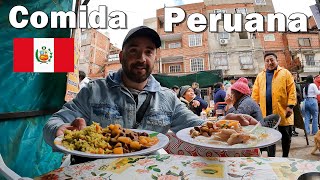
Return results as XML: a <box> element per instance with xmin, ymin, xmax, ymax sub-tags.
<box><xmin>105</xmin><ymin>44</ymin><xmax>122</xmax><ymax>77</ymax></box>
<box><xmin>80</xmin><ymin>29</ymin><xmax>110</xmax><ymax>78</ymax></box>
<box><xmin>149</xmin><ymin>0</ymin><xmax>281</xmax><ymax>80</ymax></box>
<box><xmin>156</xmin><ymin>3</ymin><xmax>210</xmax><ymax>75</ymax></box>
<box><xmin>286</xmin><ymin>32</ymin><xmax>320</xmax><ymax>78</ymax></box>
<box><xmin>204</xmin><ymin>0</ymin><xmax>268</xmax><ymax>78</ymax></box>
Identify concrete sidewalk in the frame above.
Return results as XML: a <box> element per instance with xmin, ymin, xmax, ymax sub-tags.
<box><xmin>271</xmin><ymin>128</ymin><xmax>320</xmax><ymax>161</ymax></box>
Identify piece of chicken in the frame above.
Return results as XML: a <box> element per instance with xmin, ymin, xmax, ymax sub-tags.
<box><xmin>227</xmin><ymin>133</ymin><xmax>251</xmax><ymax>145</ymax></box>
<box><xmin>213</xmin><ymin>129</ymin><xmax>237</xmax><ymax>142</ymax></box>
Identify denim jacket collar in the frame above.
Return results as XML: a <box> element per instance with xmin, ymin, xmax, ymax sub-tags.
<box><xmin>106</xmin><ymin>69</ymin><xmax>161</xmax><ymax>92</ymax></box>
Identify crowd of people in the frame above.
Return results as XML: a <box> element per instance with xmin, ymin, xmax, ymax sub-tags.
<box><xmin>43</xmin><ymin>26</ymin><xmax>320</xmax><ymax>163</ymax></box>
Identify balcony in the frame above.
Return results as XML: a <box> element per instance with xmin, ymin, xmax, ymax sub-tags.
<box><xmin>240</xmin><ymin>64</ymin><xmax>254</xmax><ymax>70</ymax></box>
<box><xmin>236</xmin><ymin>39</ymin><xmax>261</xmax><ymax>48</ymax></box>
<box><xmin>160</xmin><ymin>33</ymin><xmax>183</xmax><ymax>41</ymax></box>
<box><xmin>303</xmin><ymin>59</ymin><xmax>320</xmax><ymax>73</ymax></box>
<box><xmin>214</xmin><ymin>65</ymin><xmax>229</xmax><ymax>70</ymax></box>
<box><xmin>161</xmin><ymin>56</ymin><xmax>183</xmax><ymax>63</ymax></box>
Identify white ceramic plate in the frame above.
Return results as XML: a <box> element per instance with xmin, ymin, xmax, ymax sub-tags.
<box><xmin>176</xmin><ymin>125</ymin><xmax>282</xmax><ymax>151</ymax></box>
<box><xmin>54</xmin><ymin>129</ymin><xmax>169</xmax><ymax>158</ymax></box>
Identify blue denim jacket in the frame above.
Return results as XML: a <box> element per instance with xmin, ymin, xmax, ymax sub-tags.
<box><xmin>43</xmin><ymin>70</ymin><xmax>204</xmax><ymax>147</ymax></box>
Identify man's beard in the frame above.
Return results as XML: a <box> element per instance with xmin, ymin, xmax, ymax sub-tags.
<box><xmin>122</xmin><ymin>61</ymin><xmax>153</xmax><ymax>83</ymax></box>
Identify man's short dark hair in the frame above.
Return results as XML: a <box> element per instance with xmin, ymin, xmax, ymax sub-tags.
<box><xmin>79</xmin><ymin>70</ymin><xmax>86</xmax><ymax>80</ymax></box>
<box><xmin>172</xmin><ymin>85</ymin><xmax>179</xmax><ymax>90</ymax></box>
<box><xmin>214</xmin><ymin>82</ymin><xmax>223</xmax><ymax>89</ymax></box>
<box><xmin>264</xmin><ymin>52</ymin><xmax>277</xmax><ymax>60</ymax></box>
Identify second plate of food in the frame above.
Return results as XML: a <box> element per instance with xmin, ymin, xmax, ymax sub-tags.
<box><xmin>176</xmin><ymin>121</ymin><xmax>282</xmax><ymax>151</ymax></box>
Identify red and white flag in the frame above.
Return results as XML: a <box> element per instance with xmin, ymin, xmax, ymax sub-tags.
<box><xmin>14</xmin><ymin>38</ymin><xmax>74</xmax><ymax>72</ymax></box>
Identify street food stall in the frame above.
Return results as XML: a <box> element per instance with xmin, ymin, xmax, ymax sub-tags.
<box><xmin>2</xmin><ymin>0</ymin><xmax>320</xmax><ymax>180</ymax></box>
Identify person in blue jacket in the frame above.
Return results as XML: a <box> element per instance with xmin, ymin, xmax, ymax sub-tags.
<box><xmin>213</xmin><ymin>82</ymin><xmax>226</xmax><ymax>104</ymax></box>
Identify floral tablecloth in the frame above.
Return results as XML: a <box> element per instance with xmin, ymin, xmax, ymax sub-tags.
<box><xmin>36</xmin><ymin>155</ymin><xmax>320</xmax><ymax>180</ymax></box>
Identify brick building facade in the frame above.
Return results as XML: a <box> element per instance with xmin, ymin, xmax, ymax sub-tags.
<box><xmin>80</xmin><ymin>29</ymin><xmax>110</xmax><ymax>79</ymax></box>
<box><xmin>93</xmin><ymin>1</ymin><xmax>320</xmax><ymax>81</ymax></box>
<box><xmin>144</xmin><ymin>0</ymin><xmax>319</xmax><ymax>80</ymax></box>
<box><xmin>156</xmin><ymin>3</ymin><xmax>209</xmax><ymax>75</ymax></box>
<box><xmin>105</xmin><ymin>44</ymin><xmax>122</xmax><ymax>77</ymax></box>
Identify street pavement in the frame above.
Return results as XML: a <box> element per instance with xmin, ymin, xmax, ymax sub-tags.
<box><xmin>267</xmin><ymin>128</ymin><xmax>320</xmax><ymax>161</ymax></box>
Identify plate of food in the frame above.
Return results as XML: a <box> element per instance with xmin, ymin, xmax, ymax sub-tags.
<box><xmin>54</xmin><ymin>123</ymin><xmax>169</xmax><ymax>158</ymax></box>
<box><xmin>176</xmin><ymin>120</ymin><xmax>282</xmax><ymax>150</ymax></box>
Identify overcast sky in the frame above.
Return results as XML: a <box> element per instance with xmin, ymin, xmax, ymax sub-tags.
<box><xmin>85</xmin><ymin>0</ymin><xmax>317</xmax><ymax>48</ymax></box>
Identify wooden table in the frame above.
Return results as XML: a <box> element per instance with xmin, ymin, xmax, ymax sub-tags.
<box><xmin>36</xmin><ymin>154</ymin><xmax>320</xmax><ymax>179</ymax></box>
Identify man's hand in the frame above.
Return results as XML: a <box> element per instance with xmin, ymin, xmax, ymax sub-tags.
<box><xmin>56</xmin><ymin>118</ymin><xmax>87</xmax><ymax>137</ymax></box>
<box><xmin>225</xmin><ymin>94</ymin><xmax>233</xmax><ymax>105</ymax></box>
<box><xmin>224</xmin><ymin>113</ymin><xmax>258</xmax><ymax>126</ymax></box>
<box><xmin>192</xmin><ymin>100</ymin><xmax>200</xmax><ymax>107</ymax></box>
<box><xmin>285</xmin><ymin>107</ymin><xmax>293</xmax><ymax>118</ymax></box>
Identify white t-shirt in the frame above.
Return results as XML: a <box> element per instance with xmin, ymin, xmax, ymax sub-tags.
<box><xmin>303</xmin><ymin>83</ymin><xmax>320</xmax><ymax>98</ymax></box>
<box><xmin>79</xmin><ymin>77</ymin><xmax>90</xmax><ymax>90</ymax></box>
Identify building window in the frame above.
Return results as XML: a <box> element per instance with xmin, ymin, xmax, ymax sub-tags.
<box><xmin>264</xmin><ymin>34</ymin><xmax>275</xmax><ymax>41</ymax></box>
<box><xmin>298</xmin><ymin>38</ymin><xmax>311</xmax><ymax>46</ymax></box>
<box><xmin>218</xmin><ymin>32</ymin><xmax>230</xmax><ymax>39</ymax></box>
<box><xmin>168</xmin><ymin>42</ymin><xmax>181</xmax><ymax>49</ymax></box>
<box><xmin>239</xmin><ymin>32</ymin><xmax>249</xmax><ymax>39</ymax></box>
<box><xmin>213</xmin><ymin>9</ymin><xmax>227</xmax><ymax>14</ymax></box>
<box><xmin>81</xmin><ymin>33</ymin><xmax>87</xmax><ymax>40</ymax></box>
<box><xmin>190</xmin><ymin>58</ymin><xmax>204</xmax><ymax>72</ymax></box>
<box><xmin>213</xmin><ymin>53</ymin><xmax>228</xmax><ymax>70</ymax></box>
<box><xmin>239</xmin><ymin>52</ymin><xmax>254</xmax><ymax>69</ymax></box>
<box><xmin>169</xmin><ymin>65</ymin><xmax>181</xmax><ymax>73</ymax></box>
<box><xmin>235</xmin><ymin>8</ymin><xmax>247</xmax><ymax>15</ymax></box>
<box><xmin>188</xmin><ymin>34</ymin><xmax>202</xmax><ymax>47</ymax></box>
<box><xmin>255</xmin><ymin>0</ymin><xmax>266</xmax><ymax>5</ymax></box>
<box><xmin>305</xmin><ymin>54</ymin><xmax>315</xmax><ymax>66</ymax></box>
<box><xmin>108</xmin><ymin>54</ymin><xmax>119</xmax><ymax>61</ymax></box>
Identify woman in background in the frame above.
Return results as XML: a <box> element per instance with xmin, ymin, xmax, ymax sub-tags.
<box><xmin>179</xmin><ymin>85</ymin><xmax>208</xmax><ymax>116</ymax></box>
<box><xmin>303</xmin><ymin>75</ymin><xmax>320</xmax><ymax>135</ymax></box>
<box><xmin>224</xmin><ymin>77</ymin><xmax>263</xmax><ymax>122</ymax></box>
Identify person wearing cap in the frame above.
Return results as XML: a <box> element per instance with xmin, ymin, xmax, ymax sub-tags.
<box><xmin>43</xmin><ymin>26</ymin><xmax>208</xmax><ymax>163</ymax></box>
<box><xmin>171</xmin><ymin>85</ymin><xmax>180</xmax><ymax>96</ymax></box>
<box><xmin>252</xmin><ymin>52</ymin><xmax>296</xmax><ymax>157</ymax></box>
<box><xmin>224</xmin><ymin>78</ymin><xmax>263</xmax><ymax>122</ymax></box>
<box><xmin>178</xmin><ymin>85</ymin><xmax>208</xmax><ymax>116</ymax></box>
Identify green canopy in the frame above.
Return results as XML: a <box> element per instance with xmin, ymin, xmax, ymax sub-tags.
<box><xmin>153</xmin><ymin>70</ymin><xmax>223</xmax><ymax>88</ymax></box>
<box><xmin>0</xmin><ymin>0</ymin><xmax>73</xmax><ymax>178</ymax></box>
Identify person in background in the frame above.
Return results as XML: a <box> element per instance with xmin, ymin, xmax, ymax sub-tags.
<box><xmin>252</xmin><ymin>52</ymin><xmax>296</xmax><ymax>157</ymax></box>
<box><xmin>292</xmin><ymin>73</ymin><xmax>302</xmax><ymax>136</ymax></box>
<box><xmin>178</xmin><ymin>85</ymin><xmax>208</xmax><ymax>116</ymax></box>
<box><xmin>213</xmin><ymin>82</ymin><xmax>226</xmax><ymax>104</ymax></box>
<box><xmin>192</xmin><ymin>82</ymin><xmax>202</xmax><ymax>98</ymax></box>
<box><xmin>171</xmin><ymin>85</ymin><xmax>180</xmax><ymax>96</ymax></box>
<box><xmin>230</xmin><ymin>77</ymin><xmax>236</xmax><ymax>85</ymax></box>
<box><xmin>224</xmin><ymin>77</ymin><xmax>263</xmax><ymax>122</ymax></box>
<box><xmin>303</xmin><ymin>75</ymin><xmax>320</xmax><ymax>135</ymax></box>
<box><xmin>79</xmin><ymin>70</ymin><xmax>90</xmax><ymax>90</ymax></box>
<box><xmin>223</xmin><ymin>80</ymin><xmax>231</xmax><ymax>94</ymax></box>
<box><xmin>248</xmin><ymin>81</ymin><xmax>253</xmax><ymax>95</ymax></box>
